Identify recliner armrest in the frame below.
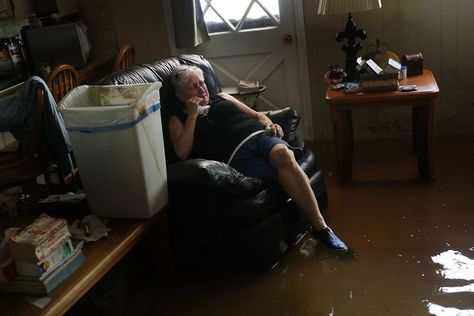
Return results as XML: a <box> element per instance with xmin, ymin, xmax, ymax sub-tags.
<box><xmin>167</xmin><ymin>159</ymin><xmax>265</xmax><ymax>196</ymax></box>
<box><xmin>167</xmin><ymin>158</ymin><xmax>286</xmax><ymax>227</ymax></box>
<box><xmin>260</xmin><ymin>107</ymin><xmax>300</xmax><ymax>143</ymax></box>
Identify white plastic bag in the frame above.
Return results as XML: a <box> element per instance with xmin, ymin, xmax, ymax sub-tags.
<box><xmin>58</xmin><ymin>82</ymin><xmax>162</xmax><ymax>133</ymax></box>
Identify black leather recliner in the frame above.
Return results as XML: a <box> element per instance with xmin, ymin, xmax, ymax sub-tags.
<box><xmin>97</xmin><ymin>54</ymin><xmax>328</xmax><ymax>271</ymax></box>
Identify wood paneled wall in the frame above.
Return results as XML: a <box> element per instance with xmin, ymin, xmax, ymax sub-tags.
<box><xmin>109</xmin><ymin>0</ymin><xmax>171</xmax><ymax>64</ymax></box>
<box><xmin>4</xmin><ymin>0</ymin><xmax>471</xmax><ymax>147</ymax></box>
<box><xmin>0</xmin><ymin>0</ymin><xmax>172</xmax><ymax>151</ymax></box>
<box><xmin>77</xmin><ymin>0</ymin><xmax>171</xmax><ymax>65</ymax></box>
<box><xmin>304</xmin><ymin>0</ymin><xmax>474</xmax><ymax>140</ymax></box>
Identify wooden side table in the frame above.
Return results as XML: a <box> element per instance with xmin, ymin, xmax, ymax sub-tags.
<box><xmin>222</xmin><ymin>85</ymin><xmax>266</xmax><ymax>109</ymax></box>
<box><xmin>325</xmin><ymin>69</ymin><xmax>439</xmax><ymax>182</ymax></box>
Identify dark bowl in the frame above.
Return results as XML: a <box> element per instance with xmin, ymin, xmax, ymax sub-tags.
<box><xmin>328</xmin><ymin>69</ymin><xmax>346</xmax><ymax>80</ymax></box>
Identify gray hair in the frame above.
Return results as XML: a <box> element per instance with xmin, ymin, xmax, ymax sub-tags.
<box><xmin>171</xmin><ymin>65</ymin><xmax>204</xmax><ymax>93</ymax></box>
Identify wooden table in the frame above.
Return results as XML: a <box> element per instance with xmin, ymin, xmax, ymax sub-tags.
<box><xmin>325</xmin><ymin>69</ymin><xmax>439</xmax><ymax>182</ymax></box>
<box><xmin>0</xmin><ymin>207</ymin><xmax>168</xmax><ymax>316</ymax></box>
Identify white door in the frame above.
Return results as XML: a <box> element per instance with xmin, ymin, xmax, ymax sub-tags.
<box><xmin>168</xmin><ymin>0</ymin><xmax>313</xmax><ymax>139</ymax></box>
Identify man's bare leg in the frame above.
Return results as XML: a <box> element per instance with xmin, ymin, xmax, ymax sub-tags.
<box><xmin>269</xmin><ymin>145</ymin><xmax>326</xmax><ymax>229</ymax></box>
<box><xmin>269</xmin><ymin>144</ymin><xmax>347</xmax><ymax>250</ymax></box>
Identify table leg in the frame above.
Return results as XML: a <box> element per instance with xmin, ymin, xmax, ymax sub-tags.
<box><xmin>412</xmin><ymin>99</ymin><xmax>436</xmax><ymax>180</ymax></box>
<box><xmin>331</xmin><ymin>107</ymin><xmax>353</xmax><ymax>181</ymax></box>
<box><xmin>348</xmin><ymin>109</ymin><xmax>354</xmax><ymax>154</ymax></box>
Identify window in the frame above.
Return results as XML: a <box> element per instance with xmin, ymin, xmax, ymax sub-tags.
<box><xmin>200</xmin><ymin>0</ymin><xmax>280</xmax><ymax>34</ymax></box>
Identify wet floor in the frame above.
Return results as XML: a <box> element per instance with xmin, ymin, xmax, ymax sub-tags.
<box><xmin>69</xmin><ymin>137</ymin><xmax>474</xmax><ymax>316</ymax></box>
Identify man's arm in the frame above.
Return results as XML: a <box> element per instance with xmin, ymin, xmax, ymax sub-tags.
<box><xmin>168</xmin><ymin>97</ymin><xmax>201</xmax><ymax>161</ymax></box>
<box><xmin>217</xmin><ymin>92</ymin><xmax>283</xmax><ymax>138</ymax></box>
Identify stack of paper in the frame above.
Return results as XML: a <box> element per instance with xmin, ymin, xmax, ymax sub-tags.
<box><xmin>237</xmin><ymin>80</ymin><xmax>260</xmax><ymax>93</ymax></box>
<box><xmin>0</xmin><ymin>213</ymin><xmax>86</xmax><ymax>295</ymax></box>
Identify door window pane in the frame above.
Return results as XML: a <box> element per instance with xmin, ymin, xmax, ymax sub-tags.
<box><xmin>241</xmin><ymin>2</ymin><xmax>275</xmax><ymax>30</ymax></box>
<box><xmin>200</xmin><ymin>0</ymin><xmax>280</xmax><ymax>34</ymax></box>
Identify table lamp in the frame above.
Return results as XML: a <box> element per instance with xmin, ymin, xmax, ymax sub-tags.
<box><xmin>317</xmin><ymin>0</ymin><xmax>382</xmax><ymax>81</ymax></box>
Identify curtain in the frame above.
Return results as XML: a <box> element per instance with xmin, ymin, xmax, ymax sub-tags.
<box><xmin>171</xmin><ymin>0</ymin><xmax>210</xmax><ymax>49</ymax></box>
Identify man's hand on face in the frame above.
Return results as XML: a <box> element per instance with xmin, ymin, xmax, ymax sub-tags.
<box><xmin>186</xmin><ymin>96</ymin><xmax>202</xmax><ymax>117</ymax></box>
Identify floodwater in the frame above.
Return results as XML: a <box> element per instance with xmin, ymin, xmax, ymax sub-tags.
<box><xmin>70</xmin><ymin>137</ymin><xmax>474</xmax><ymax>316</ymax></box>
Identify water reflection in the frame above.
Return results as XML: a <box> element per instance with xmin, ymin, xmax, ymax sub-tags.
<box><xmin>431</xmin><ymin>250</ymin><xmax>474</xmax><ymax>281</ymax></box>
<box><xmin>439</xmin><ymin>283</ymin><xmax>474</xmax><ymax>294</ymax></box>
<box><xmin>298</xmin><ymin>237</ymin><xmax>357</xmax><ymax>260</ymax></box>
<box><xmin>427</xmin><ymin>250</ymin><xmax>474</xmax><ymax>315</ymax></box>
<box><xmin>427</xmin><ymin>303</ymin><xmax>474</xmax><ymax>316</ymax></box>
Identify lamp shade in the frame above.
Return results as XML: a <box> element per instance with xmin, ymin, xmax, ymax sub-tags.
<box><xmin>317</xmin><ymin>0</ymin><xmax>382</xmax><ymax>15</ymax></box>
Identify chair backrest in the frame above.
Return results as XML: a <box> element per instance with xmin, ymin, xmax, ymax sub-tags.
<box><xmin>99</xmin><ymin>54</ymin><xmax>222</xmax><ymax>106</ymax></box>
<box><xmin>27</xmin><ymin>87</ymin><xmax>46</xmax><ymax>160</ymax></box>
<box><xmin>97</xmin><ymin>54</ymin><xmax>222</xmax><ymax>165</ymax></box>
<box><xmin>46</xmin><ymin>64</ymin><xmax>79</xmax><ymax>104</ymax></box>
<box><xmin>0</xmin><ymin>86</ymin><xmax>50</xmax><ymax>189</ymax></box>
<box><xmin>113</xmin><ymin>43</ymin><xmax>135</xmax><ymax>72</ymax></box>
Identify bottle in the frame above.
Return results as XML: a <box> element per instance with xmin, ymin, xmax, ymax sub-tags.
<box><xmin>398</xmin><ymin>65</ymin><xmax>407</xmax><ymax>81</ymax></box>
<box><xmin>7</xmin><ymin>38</ymin><xmax>24</xmax><ymax>72</ymax></box>
<box><xmin>15</xmin><ymin>34</ymin><xmax>29</xmax><ymax>73</ymax></box>
<box><xmin>0</xmin><ymin>39</ymin><xmax>14</xmax><ymax>71</ymax></box>
<box><xmin>8</xmin><ymin>40</ymin><xmax>20</xmax><ymax>64</ymax></box>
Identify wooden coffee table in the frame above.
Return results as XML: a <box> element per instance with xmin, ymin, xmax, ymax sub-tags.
<box><xmin>325</xmin><ymin>69</ymin><xmax>439</xmax><ymax>182</ymax></box>
<box><xmin>0</xmin><ymin>207</ymin><xmax>167</xmax><ymax>316</ymax></box>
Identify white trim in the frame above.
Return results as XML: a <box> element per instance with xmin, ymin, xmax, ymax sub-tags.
<box><xmin>293</xmin><ymin>0</ymin><xmax>314</xmax><ymax>140</ymax></box>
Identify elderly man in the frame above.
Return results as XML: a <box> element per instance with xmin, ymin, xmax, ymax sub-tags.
<box><xmin>168</xmin><ymin>65</ymin><xmax>347</xmax><ymax>251</ymax></box>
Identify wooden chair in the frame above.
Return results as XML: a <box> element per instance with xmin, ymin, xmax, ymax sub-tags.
<box><xmin>46</xmin><ymin>64</ymin><xmax>79</xmax><ymax>104</ymax></box>
<box><xmin>112</xmin><ymin>43</ymin><xmax>135</xmax><ymax>72</ymax></box>
<box><xmin>0</xmin><ymin>87</ymin><xmax>53</xmax><ymax>191</ymax></box>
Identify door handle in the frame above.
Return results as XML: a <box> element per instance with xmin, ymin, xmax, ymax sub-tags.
<box><xmin>283</xmin><ymin>34</ymin><xmax>293</xmax><ymax>45</ymax></box>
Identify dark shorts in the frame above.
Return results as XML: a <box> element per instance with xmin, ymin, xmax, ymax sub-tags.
<box><xmin>229</xmin><ymin>132</ymin><xmax>290</xmax><ymax>184</ymax></box>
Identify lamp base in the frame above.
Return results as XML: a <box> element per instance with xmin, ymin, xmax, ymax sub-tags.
<box><xmin>336</xmin><ymin>13</ymin><xmax>367</xmax><ymax>81</ymax></box>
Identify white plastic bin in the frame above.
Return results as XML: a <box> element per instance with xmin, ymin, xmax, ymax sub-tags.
<box><xmin>59</xmin><ymin>83</ymin><xmax>168</xmax><ymax>219</ymax></box>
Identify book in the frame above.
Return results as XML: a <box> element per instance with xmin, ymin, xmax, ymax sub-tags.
<box><xmin>8</xmin><ymin>213</ymin><xmax>71</xmax><ymax>263</ymax></box>
<box><xmin>358</xmin><ymin>59</ymin><xmax>383</xmax><ymax>75</ymax></box>
<box><xmin>14</xmin><ymin>239</ymin><xmax>75</xmax><ymax>278</ymax></box>
<box><xmin>0</xmin><ymin>245</ymin><xmax>85</xmax><ymax>295</ymax></box>
<box><xmin>384</xmin><ymin>58</ymin><xmax>402</xmax><ymax>74</ymax></box>
<box><xmin>360</xmin><ymin>72</ymin><xmax>399</xmax><ymax>92</ymax></box>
